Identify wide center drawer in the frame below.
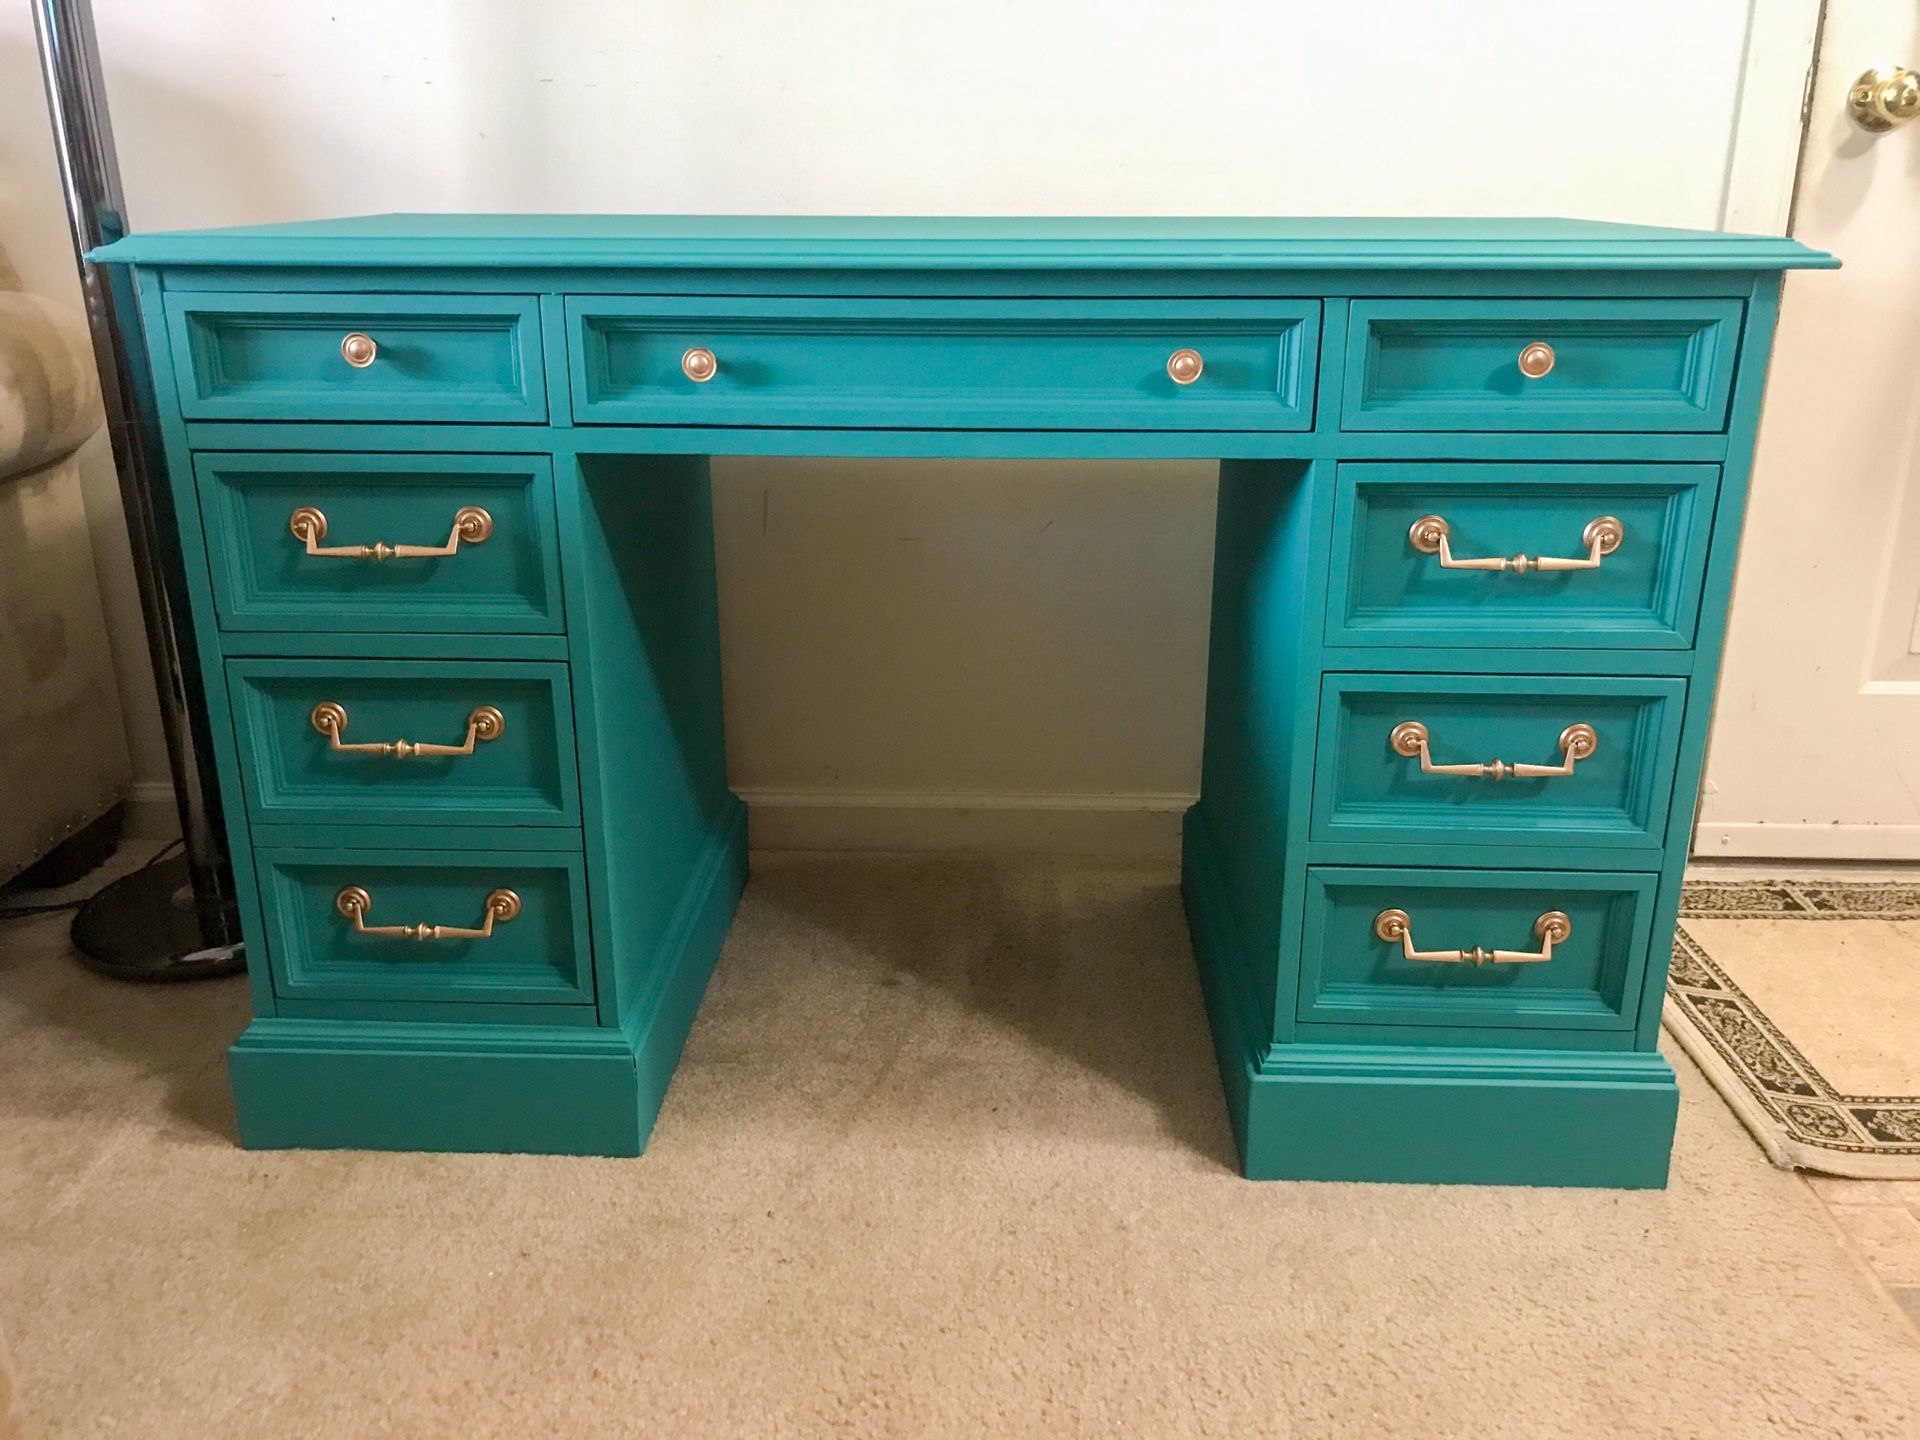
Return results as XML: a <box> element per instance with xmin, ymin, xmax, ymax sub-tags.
<box><xmin>567</xmin><ymin>297</ymin><xmax>1320</xmax><ymax>430</ymax></box>
<box><xmin>1298</xmin><ymin>866</ymin><xmax>1658</xmax><ymax>1035</ymax></box>
<box><xmin>1311</xmin><ymin>673</ymin><xmax>1687</xmax><ymax>851</ymax></box>
<box><xmin>1342</xmin><ymin>298</ymin><xmax>1742</xmax><ymax>432</ymax></box>
<box><xmin>196</xmin><ymin>453</ymin><xmax>564</xmax><ymax>634</ymax></box>
<box><xmin>256</xmin><ymin>848</ymin><xmax>594</xmax><ymax>1007</ymax></box>
<box><xmin>1327</xmin><ymin>462</ymin><xmax>1720</xmax><ymax>650</ymax></box>
<box><xmin>165</xmin><ymin>292</ymin><xmax>547</xmax><ymax>423</ymax></box>
<box><xmin>228</xmin><ymin>658</ymin><xmax>579</xmax><ymax>829</ymax></box>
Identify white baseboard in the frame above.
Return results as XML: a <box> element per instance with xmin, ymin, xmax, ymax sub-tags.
<box><xmin>1692</xmin><ymin>821</ymin><xmax>1920</xmax><ymax>862</ymax></box>
<box><xmin>736</xmin><ymin>788</ymin><xmax>1191</xmax><ymax>856</ymax></box>
<box><xmin>123</xmin><ymin>782</ymin><xmax>182</xmax><ymax>841</ymax></box>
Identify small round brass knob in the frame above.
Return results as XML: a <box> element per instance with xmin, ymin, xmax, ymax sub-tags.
<box><xmin>1558</xmin><ymin>723</ymin><xmax>1599</xmax><ymax>762</ymax></box>
<box><xmin>1582</xmin><ymin>516</ymin><xmax>1624</xmax><ymax>555</ymax></box>
<box><xmin>289</xmin><ymin>506</ymin><xmax>329</xmax><ymax>543</ymax></box>
<box><xmin>335</xmin><ymin>885</ymin><xmax>373</xmax><ymax>920</ymax></box>
<box><xmin>1517</xmin><ymin>342</ymin><xmax>1556</xmax><ymax>379</ymax></box>
<box><xmin>484</xmin><ymin>889</ymin><xmax>523</xmax><ymax>923</ymax></box>
<box><xmin>1533</xmin><ymin>911</ymin><xmax>1573</xmax><ymax>945</ymax></box>
<box><xmin>681</xmin><ymin>347</ymin><xmax>718</xmax><ymax>383</ymax></box>
<box><xmin>341</xmin><ymin>332</ymin><xmax>378</xmax><ymax>368</ymax></box>
<box><xmin>468</xmin><ymin>705</ymin><xmax>507</xmax><ymax>743</ymax></box>
<box><xmin>1167</xmin><ymin>348</ymin><xmax>1204</xmax><ymax>386</ymax></box>
<box><xmin>452</xmin><ymin>506</ymin><xmax>494</xmax><ymax>545</ymax></box>
<box><xmin>1848</xmin><ymin>66</ymin><xmax>1920</xmax><ymax>132</ymax></box>
<box><xmin>309</xmin><ymin>701</ymin><xmax>350</xmax><ymax>738</ymax></box>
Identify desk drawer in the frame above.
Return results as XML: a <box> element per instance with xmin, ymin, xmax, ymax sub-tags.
<box><xmin>1298</xmin><ymin>867</ymin><xmax>1657</xmax><ymax>1034</ymax></box>
<box><xmin>165</xmin><ymin>292</ymin><xmax>546</xmax><ymax>423</ymax></box>
<box><xmin>568</xmin><ymin>297</ymin><xmax>1319</xmax><ymax>430</ymax></box>
<box><xmin>257</xmin><ymin>848</ymin><xmax>593</xmax><ymax>1007</ymax></box>
<box><xmin>196</xmin><ymin>453</ymin><xmax>563</xmax><ymax>634</ymax></box>
<box><xmin>228</xmin><ymin>658</ymin><xmax>578</xmax><ymax>829</ymax></box>
<box><xmin>1342</xmin><ymin>299</ymin><xmax>1741</xmax><ymax>432</ymax></box>
<box><xmin>1327</xmin><ymin>462</ymin><xmax>1718</xmax><ymax>649</ymax></box>
<box><xmin>1310</xmin><ymin>673</ymin><xmax>1686</xmax><ymax>851</ymax></box>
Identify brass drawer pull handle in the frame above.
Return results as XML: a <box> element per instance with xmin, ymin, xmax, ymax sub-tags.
<box><xmin>1167</xmin><ymin>348</ymin><xmax>1204</xmax><ymax>385</ymax></box>
<box><xmin>335</xmin><ymin>885</ymin><xmax>521</xmax><ymax>941</ymax></box>
<box><xmin>1407</xmin><ymin>514</ymin><xmax>1622</xmax><ymax>575</ymax></box>
<box><xmin>310</xmin><ymin>702</ymin><xmax>505</xmax><ymax>759</ymax></box>
<box><xmin>340</xmin><ymin>332</ymin><xmax>378</xmax><ymax>367</ymax></box>
<box><xmin>681</xmin><ymin>346</ymin><xmax>718</xmax><ymax>382</ymax></box>
<box><xmin>1517</xmin><ymin>341</ymin><xmax>1555</xmax><ymax>378</ymax></box>
<box><xmin>288</xmin><ymin>505</ymin><xmax>493</xmax><ymax>562</ymax></box>
<box><xmin>1372</xmin><ymin>908</ymin><xmax>1570</xmax><ymax>967</ymax></box>
<box><xmin>1389</xmin><ymin>720</ymin><xmax>1597</xmax><ymax>781</ymax></box>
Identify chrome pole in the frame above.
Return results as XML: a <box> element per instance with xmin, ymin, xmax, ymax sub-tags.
<box><xmin>31</xmin><ymin>0</ymin><xmax>240</xmax><ymax>954</ymax></box>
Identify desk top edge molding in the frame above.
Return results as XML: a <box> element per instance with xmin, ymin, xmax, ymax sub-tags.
<box><xmin>90</xmin><ymin>214</ymin><xmax>1837</xmax><ymax>271</ymax></box>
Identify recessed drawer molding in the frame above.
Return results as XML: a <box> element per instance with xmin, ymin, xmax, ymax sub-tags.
<box><xmin>228</xmin><ymin>658</ymin><xmax>579</xmax><ymax>829</ymax></box>
<box><xmin>256</xmin><ymin>848</ymin><xmax>595</xmax><ymax>1009</ymax></box>
<box><xmin>196</xmin><ymin>453</ymin><xmax>564</xmax><ymax>634</ymax></box>
<box><xmin>1342</xmin><ymin>298</ymin><xmax>1742</xmax><ymax>432</ymax></box>
<box><xmin>1297</xmin><ymin>867</ymin><xmax>1659</xmax><ymax>1034</ymax></box>
<box><xmin>1311</xmin><ymin>673</ymin><xmax>1686</xmax><ymax>850</ymax></box>
<box><xmin>567</xmin><ymin>296</ymin><xmax>1320</xmax><ymax>431</ymax></box>
<box><xmin>1327</xmin><ymin>462</ymin><xmax>1719</xmax><ymax>650</ymax></box>
<box><xmin>164</xmin><ymin>292</ymin><xmax>547</xmax><ymax>423</ymax></box>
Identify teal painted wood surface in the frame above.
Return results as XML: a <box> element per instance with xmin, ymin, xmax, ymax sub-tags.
<box><xmin>1296</xmin><ymin>865</ymin><xmax>1658</xmax><ymax>1034</ymax></box>
<box><xmin>1310</xmin><ymin>672</ymin><xmax>1686</xmax><ymax>851</ymax></box>
<box><xmin>253</xmin><ymin>846</ymin><xmax>595</xmax><ymax>1009</ymax></box>
<box><xmin>165</xmin><ymin>291</ymin><xmax>546</xmax><ymax>423</ymax></box>
<box><xmin>102</xmin><ymin>215</ymin><xmax>1826</xmax><ymax>1185</ymax></box>
<box><xmin>569</xmin><ymin>296</ymin><xmax>1318</xmax><ymax>431</ymax></box>
<box><xmin>1327</xmin><ymin>462</ymin><xmax>1720</xmax><ymax>650</ymax></box>
<box><xmin>89</xmin><ymin>214</ymin><xmax>1835</xmax><ymax>272</ymax></box>
<box><xmin>1343</xmin><ymin>299</ymin><xmax>1743</xmax><ymax>432</ymax></box>
<box><xmin>194</xmin><ymin>452</ymin><xmax>565</xmax><ymax>634</ymax></box>
<box><xmin>225</xmin><ymin>657</ymin><xmax>579</xmax><ymax>829</ymax></box>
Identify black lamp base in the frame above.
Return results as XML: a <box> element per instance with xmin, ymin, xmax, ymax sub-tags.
<box><xmin>69</xmin><ymin>853</ymin><xmax>244</xmax><ymax>982</ymax></box>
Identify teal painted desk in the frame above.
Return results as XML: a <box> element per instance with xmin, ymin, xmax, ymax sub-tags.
<box><xmin>94</xmin><ymin>217</ymin><xmax>1834</xmax><ymax>1186</ymax></box>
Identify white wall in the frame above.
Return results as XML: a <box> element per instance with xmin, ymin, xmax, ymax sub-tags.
<box><xmin>0</xmin><ymin>1</ymin><xmax>1811</xmax><ymax>850</ymax></box>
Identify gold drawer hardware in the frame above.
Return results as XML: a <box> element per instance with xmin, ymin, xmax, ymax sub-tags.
<box><xmin>309</xmin><ymin>702</ymin><xmax>505</xmax><ymax>758</ymax></box>
<box><xmin>288</xmin><ymin>505</ymin><xmax>493</xmax><ymax>562</ymax></box>
<box><xmin>1848</xmin><ymin>66</ymin><xmax>1920</xmax><ymax>132</ymax></box>
<box><xmin>334</xmin><ymin>885</ymin><xmax>521</xmax><ymax>941</ymax></box>
<box><xmin>1372</xmin><ymin>907</ymin><xmax>1570</xmax><ymax>967</ymax></box>
<box><xmin>681</xmin><ymin>346</ymin><xmax>718</xmax><ymax>382</ymax></box>
<box><xmin>1407</xmin><ymin>514</ymin><xmax>1622</xmax><ymax>575</ymax></box>
<box><xmin>340</xmin><ymin>332</ymin><xmax>378</xmax><ymax>368</ymax></box>
<box><xmin>1167</xmin><ymin>348</ymin><xmax>1205</xmax><ymax>385</ymax></box>
<box><xmin>1517</xmin><ymin>341</ymin><xmax>1555</xmax><ymax>379</ymax></box>
<box><xmin>1389</xmin><ymin>720</ymin><xmax>1597</xmax><ymax>781</ymax></box>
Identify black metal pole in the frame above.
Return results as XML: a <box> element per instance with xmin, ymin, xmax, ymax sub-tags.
<box><xmin>31</xmin><ymin>0</ymin><xmax>239</xmax><ymax>952</ymax></box>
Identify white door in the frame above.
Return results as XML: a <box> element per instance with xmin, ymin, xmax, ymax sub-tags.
<box><xmin>1697</xmin><ymin>2</ymin><xmax>1920</xmax><ymax>860</ymax></box>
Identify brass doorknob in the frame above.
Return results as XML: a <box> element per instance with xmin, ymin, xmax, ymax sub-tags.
<box><xmin>340</xmin><ymin>332</ymin><xmax>377</xmax><ymax>368</ymax></box>
<box><xmin>1849</xmin><ymin>66</ymin><xmax>1920</xmax><ymax>131</ymax></box>
<box><xmin>1167</xmin><ymin>348</ymin><xmax>1204</xmax><ymax>385</ymax></box>
<box><xmin>681</xmin><ymin>347</ymin><xmax>718</xmax><ymax>383</ymax></box>
<box><xmin>1518</xmin><ymin>342</ymin><xmax>1555</xmax><ymax>379</ymax></box>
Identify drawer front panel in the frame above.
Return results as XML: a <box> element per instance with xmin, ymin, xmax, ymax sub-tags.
<box><xmin>568</xmin><ymin>297</ymin><xmax>1319</xmax><ymax>430</ymax></box>
<box><xmin>1342</xmin><ymin>299</ymin><xmax>1741</xmax><ymax>432</ymax></box>
<box><xmin>165</xmin><ymin>292</ymin><xmax>546</xmax><ymax>422</ymax></box>
<box><xmin>1299</xmin><ymin>867</ymin><xmax>1657</xmax><ymax>1033</ymax></box>
<box><xmin>228</xmin><ymin>659</ymin><xmax>579</xmax><ymax>829</ymax></box>
<box><xmin>257</xmin><ymin>848</ymin><xmax>593</xmax><ymax>1007</ymax></box>
<box><xmin>1312</xmin><ymin>674</ymin><xmax>1686</xmax><ymax>851</ymax></box>
<box><xmin>1328</xmin><ymin>462</ymin><xmax>1718</xmax><ymax>650</ymax></box>
<box><xmin>197</xmin><ymin>453</ymin><xmax>564</xmax><ymax>634</ymax></box>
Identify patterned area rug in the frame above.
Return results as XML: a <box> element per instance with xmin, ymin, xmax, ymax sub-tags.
<box><xmin>1664</xmin><ymin>880</ymin><xmax>1920</xmax><ymax>1177</ymax></box>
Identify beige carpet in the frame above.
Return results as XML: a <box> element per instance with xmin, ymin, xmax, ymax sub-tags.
<box><xmin>3</xmin><ymin>853</ymin><xmax>1918</xmax><ymax>1438</ymax></box>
